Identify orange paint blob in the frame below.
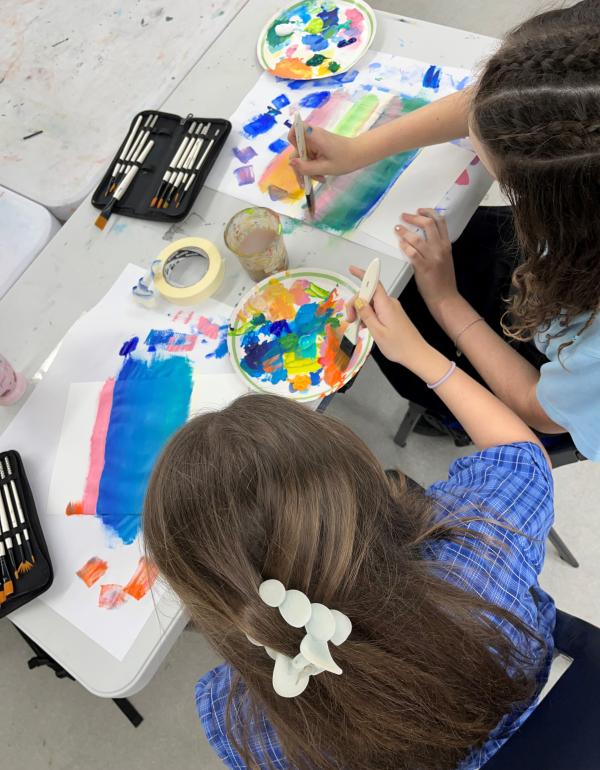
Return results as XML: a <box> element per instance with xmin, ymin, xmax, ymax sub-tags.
<box><xmin>66</xmin><ymin>501</ymin><xmax>85</xmax><ymax>516</ymax></box>
<box><xmin>76</xmin><ymin>556</ymin><xmax>109</xmax><ymax>588</ymax></box>
<box><xmin>290</xmin><ymin>373</ymin><xmax>311</xmax><ymax>392</ymax></box>
<box><xmin>123</xmin><ymin>557</ymin><xmax>159</xmax><ymax>601</ymax></box>
<box><xmin>261</xmin><ymin>279</ymin><xmax>297</xmax><ymax>321</ymax></box>
<box><xmin>271</xmin><ymin>58</ymin><xmax>313</xmax><ymax>79</ymax></box>
<box><xmin>319</xmin><ymin>325</ymin><xmax>345</xmax><ymax>389</ymax></box>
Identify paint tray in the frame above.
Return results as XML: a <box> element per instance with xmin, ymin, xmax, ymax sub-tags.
<box><xmin>92</xmin><ymin>109</ymin><xmax>231</xmax><ymax>223</ymax></box>
<box><xmin>0</xmin><ymin>450</ymin><xmax>53</xmax><ymax>618</ymax></box>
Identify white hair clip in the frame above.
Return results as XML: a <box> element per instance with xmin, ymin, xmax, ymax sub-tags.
<box><xmin>246</xmin><ymin>579</ymin><xmax>352</xmax><ymax>698</ymax></box>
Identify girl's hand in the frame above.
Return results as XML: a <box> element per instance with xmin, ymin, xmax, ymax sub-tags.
<box><xmin>287</xmin><ymin>126</ymin><xmax>362</xmax><ymax>179</ymax></box>
<box><xmin>347</xmin><ymin>266</ymin><xmax>430</xmax><ymax>367</ymax></box>
<box><xmin>395</xmin><ymin>209</ymin><xmax>460</xmax><ymax>309</ymax></box>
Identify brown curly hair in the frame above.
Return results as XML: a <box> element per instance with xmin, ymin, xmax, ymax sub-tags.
<box><xmin>472</xmin><ymin>1</ymin><xmax>600</xmax><ymax>344</ymax></box>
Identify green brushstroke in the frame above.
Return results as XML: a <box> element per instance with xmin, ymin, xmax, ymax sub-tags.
<box><xmin>334</xmin><ymin>93</ymin><xmax>380</xmax><ymax>137</ymax></box>
<box><xmin>306</xmin><ymin>282</ymin><xmax>332</xmax><ymax>300</ymax></box>
<box><xmin>400</xmin><ymin>96</ymin><xmax>430</xmax><ymax>113</ymax></box>
<box><xmin>305</xmin><ymin>17</ymin><xmax>323</xmax><ymax>34</ymax></box>
<box><xmin>306</xmin><ymin>53</ymin><xmax>326</xmax><ymax>66</ymax></box>
<box><xmin>315</xmin><ymin>149</ymin><xmax>419</xmax><ymax>235</ymax></box>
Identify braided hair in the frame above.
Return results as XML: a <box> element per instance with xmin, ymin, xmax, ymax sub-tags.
<box><xmin>472</xmin><ymin>1</ymin><xmax>600</xmax><ymax>347</ymax></box>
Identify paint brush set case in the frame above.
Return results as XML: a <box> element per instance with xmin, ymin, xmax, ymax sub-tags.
<box><xmin>0</xmin><ymin>450</ymin><xmax>53</xmax><ymax>618</ymax></box>
<box><xmin>92</xmin><ymin>109</ymin><xmax>231</xmax><ymax>223</ymax></box>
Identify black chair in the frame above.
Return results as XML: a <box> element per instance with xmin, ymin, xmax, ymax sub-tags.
<box><xmin>394</xmin><ymin>403</ymin><xmax>584</xmax><ymax>568</ymax></box>
<box><xmin>482</xmin><ymin>609</ymin><xmax>600</xmax><ymax>770</ymax></box>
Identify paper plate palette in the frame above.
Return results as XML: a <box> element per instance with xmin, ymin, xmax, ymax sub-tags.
<box><xmin>228</xmin><ymin>268</ymin><xmax>373</xmax><ymax>401</ymax></box>
<box><xmin>257</xmin><ymin>0</ymin><xmax>377</xmax><ymax>80</ymax></box>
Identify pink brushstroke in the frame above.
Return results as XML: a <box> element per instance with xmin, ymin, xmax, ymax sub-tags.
<box><xmin>456</xmin><ymin>169</ymin><xmax>470</xmax><ymax>185</ymax></box>
<box><xmin>306</xmin><ymin>90</ymin><xmax>355</xmax><ymax>130</ymax></box>
<box><xmin>98</xmin><ymin>584</ymin><xmax>127</xmax><ymax>609</ymax></box>
<box><xmin>167</xmin><ymin>333</ymin><xmax>196</xmax><ymax>352</ymax></box>
<box><xmin>81</xmin><ymin>378</ymin><xmax>115</xmax><ymax>516</ymax></box>
<box><xmin>196</xmin><ymin>316</ymin><xmax>220</xmax><ymax>340</ymax></box>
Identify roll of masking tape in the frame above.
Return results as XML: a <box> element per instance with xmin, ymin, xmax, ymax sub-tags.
<box><xmin>152</xmin><ymin>237</ymin><xmax>224</xmax><ymax>305</ymax></box>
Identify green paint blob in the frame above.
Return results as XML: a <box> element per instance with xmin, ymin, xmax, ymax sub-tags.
<box><xmin>328</xmin><ymin>60</ymin><xmax>340</xmax><ymax>72</ymax></box>
<box><xmin>334</xmin><ymin>93</ymin><xmax>380</xmax><ymax>137</ymax></box>
<box><xmin>306</xmin><ymin>53</ymin><xmax>326</xmax><ymax>66</ymax></box>
<box><xmin>305</xmin><ymin>17</ymin><xmax>323</xmax><ymax>34</ymax></box>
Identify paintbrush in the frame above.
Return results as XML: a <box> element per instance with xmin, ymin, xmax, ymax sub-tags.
<box><xmin>293</xmin><ymin>113</ymin><xmax>315</xmax><ymax>216</ymax></box>
<box><xmin>176</xmin><ymin>126</ymin><xmax>219</xmax><ymax>208</ymax></box>
<box><xmin>0</xmin><ymin>543</ymin><xmax>12</xmax><ymax>603</ymax></box>
<box><xmin>111</xmin><ymin>114</ymin><xmax>157</xmax><ymax>192</ymax></box>
<box><xmin>0</xmin><ymin>492</ymin><xmax>17</xmax><ymax>578</ymax></box>
<box><xmin>0</xmin><ymin>466</ymin><xmax>26</xmax><ymax>574</ymax></box>
<box><xmin>151</xmin><ymin>121</ymin><xmax>199</xmax><ymax>207</ymax></box>
<box><xmin>104</xmin><ymin>114</ymin><xmax>143</xmax><ymax>195</ymax></box>
<box><xmin>162</xmin><ymin>127</ymin><xmax>206</xmax><ymax>208</ymax></box>
<box><xmin>4</xmin><ymin>458</ymin><xmax>35</xmax><ymax>567</ymax></box>
<box><xmin>95</xmin><ymin>140</ymin><xmax>155</xmax><ymax>230</ymax></box>
<box><xmin>334</xmin><ymin>258</ymin><xmax>381</xmax><ymax>372</ymax></box>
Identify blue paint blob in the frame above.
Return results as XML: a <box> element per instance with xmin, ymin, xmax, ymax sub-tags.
<box><xmin>96</xmin><ymin>356</ymin><xmax>193</xmax><ymax>544</ymax></box>
<box><xmin>302</xmin><ymin>33</ymin><xmax>328</xmax><ymax>52</ymax></box>
<box><xmin>455</xmin><ymin>75</ymin><xmax>470</xmax><ymax>91</ymax></box>
<box><xmin>243</xmin><ymin>112</ymin><xmax>277</xmax><ymax>138</ymax></box>
<box><xmin>269</xmin><ymin>320</ymin><xmax>291</xmax><ymax>337</ymax></box>
<box><xmin>310</xmin><ymin>371</ymin><xmax>321</xmax><ymax>386</ymax></box>
<box><xmin>334</xmin><ymin>68</ymin><xmax>358</xmax><ymax>84</ymax></box>
<box><xmin>369</xmin><ymin>62</ymin><xmax>382</xmax><ymax>69</ymax></box>
<box><xmin>207</xmin><ymin>325</ymin><xmax>230</xmax><ymax>360</ymax></box>
<box><xmin>288</xmin><ymin>79</ymin><xmax>313</xmax><ymax>90</ymax></box>
<box><xmin>422</xmin><ymin>65</ymin><xmax>442</xmax><ymax>90</ymax></box>
<box><xmin>272</xmin><ymin>93</ymin><xmax>290</xmax><ymax>109</ymax></box>
<box><xmin>337</xmin><ymin>36</ymin><xmax>357</xmax><ymax>48</ymax></box>
<box><xmin>119</xmin><ymin>336</ymin><xmax>139</xmax><ymax>356</ymax></box>
<box><xmin>299</xmin><ymin>90</ymin><xmax>331</xmax><ymax>108</ymax></box>
<box><xmin>268</xmin><ymin>138</ymin><xmax>289</xmax><ymax>153</ymax></box>
<box><xmin>318</xmin><ymin>7</ymin><xmax>339</xmax><ymax>29</ymax></box>
<box><xmin>361</xmin><ymin>84</ymin><xmax>373</xmax><ymax>92</ymax></box>
<box><xmin>145</xmin><ymin>329</ymin><xmax>174</xmax><ymax>347</ymax></box>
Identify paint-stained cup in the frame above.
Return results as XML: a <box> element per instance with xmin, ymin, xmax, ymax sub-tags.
<box><xmin>224</xmin><ymin>207</ymin><xmax>288</xmax><ymax>282</ymax></box>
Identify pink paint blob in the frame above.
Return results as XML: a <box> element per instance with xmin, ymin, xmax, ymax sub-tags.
<box><xmin>196</xmin><ymin>316</ymin><xmax>221</xmax><ymax>340</ymax></box>
<box><xmin>81</xmin><ymin>378</ymin><xmax>115</xmax><ymax>516</ymax></box>
<box><xmin>456</xmin><ymin>169</ymin><xmax>470</xmax><ymax>185</ymax></box>
<box><xmin>345</xmin><ymin>7</ymin><xmax>365</xmax><ymax>33</ymax></box>
<box><xmin>99</xmin><ymin>584</ymin><xmax>127</xmax><ymax>609</ymax></box>
<box><xmin>0</xmin><ymin>354</ymin><xmax>27</xmax><ymax>406</ymax></box>
<box><xmin>167</xmin><ymin>334</ymin><xmax>196</xmax><ymax>352</ymax></box>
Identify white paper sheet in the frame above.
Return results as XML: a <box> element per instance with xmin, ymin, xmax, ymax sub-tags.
<box><xmin>207</xmin><ymin>50</ymin><xmax>475</xmax><ymax>254</ymax></box>
<box><xmin>1</xmin><ymin>264</ymin><xmax>250</xmax><ymax>660</ymax></box>
<box><xmin>360</xmin><ymin>143</ymin><xmax>474</xmax><ymax>248</ymax></box>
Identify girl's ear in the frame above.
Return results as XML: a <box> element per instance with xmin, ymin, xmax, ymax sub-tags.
<box><xmin>467</xmin><ymin>123</ymin><xmax>497</xmax><ymax>180</ymax></box>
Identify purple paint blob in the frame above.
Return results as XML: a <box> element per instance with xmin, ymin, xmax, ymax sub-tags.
<box><xmin>233</xmin><ymin>146</ymin><xmax>257</xmax><ymax>163</ymax></box>
<box><xmin>337</xmin><ymin>36</ymin><xmax>357</xmax><ymax>48</ymax></box>
<box><xmin>234</xmin><ymin>166</ymin><xmax>256</xmax><ymax>186</ymax></box>
<box><xmin>119</xmin><ymin>337</ymin><xmax>139</xmax><ymax>356</ymax></box>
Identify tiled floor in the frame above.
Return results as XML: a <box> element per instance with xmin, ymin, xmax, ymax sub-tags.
<box><xmin>0</xmin><ymin>2</ymin><xmax>592</xmax><ymax>769</ymax></box>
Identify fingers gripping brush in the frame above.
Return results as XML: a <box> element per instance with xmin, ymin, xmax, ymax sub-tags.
<box><xmin>334</xmin><ymin>258</ymin><xmax>381</xmax><ymax>372</ymax></box>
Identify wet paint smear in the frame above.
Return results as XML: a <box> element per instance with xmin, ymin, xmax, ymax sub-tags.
<box><xmin>124</xmin><ymin>557</ymin><xmax>160</xmax><ymax>600</ymax></box>
<box><xmin>233</xmin><ymin>146</ymin><xmax>257</xmax><ymax>163</ymax></box>
<box><xmin>268</xmin><ymin>138</ymin><xmax>289</xmax><ymax>153</ymax></box>
<box><xmin>299</xmin><ymin>90</ymin><xmax>331</xmax><ymax>109</ymax></box>
<box><xmin>234</xmin><ymin>166</ymin><xmax>256</xmax><ymax>186</ymax></box>
<box><xmin>76</xmin><ymin>557</ymin><xmax>108</xmax><ymax>587</ymax></box>
<box><xmin>422</xmin><ymin>65</ymin><xmax>441</xmax><ymax>90</ymax></box>
<box><xmin>235</xmin><ymin>277</ymin><xmax>360</xmax><ymax>393</ymax></box>
<box><xmin>99</xmin><ymin>584</ymin><xmax>127</xmax><ymax>609</ymax></box>
<box><xmin>272</xmin><ymin>94</ymin><xmax>290</xmax><ymax>109</ymax></box>
<box><xmin>243</xmin><ymin>112</ymin><xmax>277</xmax><ymax>139</ymax></box>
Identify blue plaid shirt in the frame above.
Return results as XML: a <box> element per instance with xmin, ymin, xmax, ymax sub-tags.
<box><xmin>196</xmin><ymin>442</ymin><xmax>555</xmax><ymax>770</ymax></box>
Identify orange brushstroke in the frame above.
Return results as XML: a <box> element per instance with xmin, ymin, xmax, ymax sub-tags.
<box><xmin>123</xmin><ymin>557</ymin><xmax>159</xmax><ymax>601</ymax></box>
<box><xmin>316</xmin><ymin>290</ymin><xmax>339</xmax><ymax>317</ymax></box>
<box><xmin>271</xmin><ymin>58</ymin><xmax>313</xmax><ymax>79</ymax></box>
<box><xmin>66</xmin><ymin>501</ymin><xmax>87</xmax><ymax>516</ymax></box>
<box><xmin>262</xmin><ymin>279</ymin><xmax>296</xmax><ymax>321</ymax></box>
<box><xmin>76</xmin><ymin>556</ymin><xmax>109</xmax><ymax>588</ymax></box>
<box><xmin>319</xmin><ymin>325</ymin><xmax>345</xmax><ymax>389</ymax></box>
<box><xmin>258</xmin><ymin>146</ymin><xmax>303</xmax><ymax>202</ymax></box>
<box><xmin>98</xmin><ymin>584</ymin><xmax>127</xmax><ymax>609</ymax></box>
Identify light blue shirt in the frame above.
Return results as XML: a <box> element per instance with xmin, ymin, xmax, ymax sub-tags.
<box><xmin>536</xmin><ymin>311</ymin><xmax>600</xmax><ymax>460</ymax></box>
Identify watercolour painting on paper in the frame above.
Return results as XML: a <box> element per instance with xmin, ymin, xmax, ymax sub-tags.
<box><xmin>209</xmin><ymin>50</ymin><xmax>474</xmax><ymax>250</ymax></box>
<box><xmin>257</xmin><ymin>0</ymin><xmax>377</xmax><ymax>79</ymax></box>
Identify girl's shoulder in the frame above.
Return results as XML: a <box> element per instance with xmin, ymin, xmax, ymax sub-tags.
<box><xmin>536</xmin><ymin>311</ymin><xmax>600</xmax><ymax>361</ymax></box>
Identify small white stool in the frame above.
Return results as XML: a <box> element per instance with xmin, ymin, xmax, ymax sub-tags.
<box><xmin>0</xmin><ymin>186</ymin><xmax>61</xmax><ymax>299</ymax></box>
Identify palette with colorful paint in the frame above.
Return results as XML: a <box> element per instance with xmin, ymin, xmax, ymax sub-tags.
<box><xmin>228</xmin><ymin>268</ymin><xmax>373</xmax><ymax>401</ymax></box>
<box><xmin>257</xmin><ymin>0</ymin><xmax>376</xmax><ymax>80</ymax></box>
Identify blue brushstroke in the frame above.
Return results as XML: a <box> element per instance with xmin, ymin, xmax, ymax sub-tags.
<box><xmin>96</xmin><ymin>356</ymin><xmax>193</xmax><ymax>544</ymax></box>
<box><xmin>422</xmin><ymin>65</ymin><xmax>442</xmax><ymax>90</ymax></box>
<box><xmin>207</xmin><ymin>324</ymin><xmax>229</xmax><ymax>360</ymax></box>
<box><xmin>119</xmin><ymin>337</ymin><xmax>138</xmax><ymax>356</ymax></box>
<box><xmin>299</xmin><ymin>90</ymin><xmax>331</xmax><ymax>108</ymax></box>
<box><xmin>272</xmin><ymin>94</ymin><xmax>290</xmax><ymax>109</ymax></box>
<box><xmin>243</xmin><ymin>112</ymin><xmax>277</xmax><ymax>138</ymax></box>
<box><xmin>302</xmin><ymin>33</ymin><xmax>328</xmax><ymax>52</ymax></box>
<box><xmin>145</xmin><ymin>328</ymin><xmax>174</xmax><ymax>352</ymax></box>
<box><xmin>454</xmin><ymin>75</ymin><xmax>470</xmax><ymax>91</ymax></box>
<box><xmin>361</xmin><ymin>84</ymin><xmax>373</xmax><ymax>92</ymax></box>
<box><xmin>268</xmin><ymin>138</ymin><xmax>289</xmax><ymax>153</ymax></box>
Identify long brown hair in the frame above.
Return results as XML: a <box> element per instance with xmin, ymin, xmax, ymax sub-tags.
<box><xmin>472</xmin><ymin>0</ymin><xmax>600</xmax><ymax>343</ymax></box>
<box><xmin>144</xmin><ymin>394</ymin><xmax>544</xmax><ymax>770</ymax></box>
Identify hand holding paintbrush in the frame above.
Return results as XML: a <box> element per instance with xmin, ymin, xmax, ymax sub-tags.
<box><xmin>334</xmin><ymin>258</ymin><xmax>381</xmax><ymax>372</ymax></box>
<box><xmin>292</xmin><ymin>113</ymin><xmax>315</xmax><ymax>216</ymax></box>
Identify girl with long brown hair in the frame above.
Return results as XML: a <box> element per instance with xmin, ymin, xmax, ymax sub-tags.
<box><xmin>290</xmin><ymin>0</ymin><xmax>600</xmax><ymax>458</ymax></box>
<box><xmin>144</xmin><ymin>305</ymin><xmax>555</xmax><ymax>770</ymax></box>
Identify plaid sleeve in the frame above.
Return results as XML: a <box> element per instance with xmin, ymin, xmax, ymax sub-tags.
<box><xmin>196</xmin><ymin>664</ymin><xmax>288</xmax><ymax>770</ymax></box>
<box><xmin>425</xmin><ymin>442</ymin><xmax>554</xmax><ymax>626</ymax></box>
